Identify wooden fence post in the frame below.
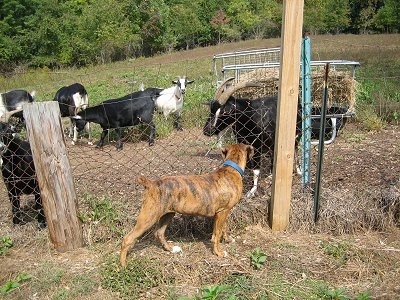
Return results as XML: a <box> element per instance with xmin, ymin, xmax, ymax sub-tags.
<box><xmin>269</xmin><ymin>0</ymin><xmax>304</xmax><ymax>231</ymax></box>
<box><xmin>23</xmin><ymin>102</ymin><xmax>83</xmax><ymax>251</ymax></box>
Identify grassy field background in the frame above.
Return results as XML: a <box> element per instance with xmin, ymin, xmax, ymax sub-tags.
<box><xmin>0</xmin><ymin>34</ymin><xmax>399</xmax><ymax>300</ymax></box>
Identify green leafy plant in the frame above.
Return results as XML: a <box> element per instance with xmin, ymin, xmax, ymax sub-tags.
<box><xmin>0</xmin><ymin>273</ymin><xmax>32</xmax><ymax>295</ymax></box>
<box><xmin>355</xmin><ymin>291</ymin><xmax>372</xmax><ymax>300</ymax></box>
<box><xmin>318</xmin><ymin>286</ymin><xmax>349</xmax><ymax>300</ymax></box>
<box><xmin>198</xmin><ymin>284</ymin><xmax>231</xmax><ymax>300</ymax></box>
<box><xmin>320</xmin><ymin>241</ymin><xmax>350</xmax><ymax>263</ymax></box>
<box><xmin>0</xmin><ymin>236</ymin><xmax>13</xmax><ymax>255</ymax></box>
<box><xmin>250</xmin><ymin>248</ymin><xmax>267</xmax><ymax>270</ymax></box>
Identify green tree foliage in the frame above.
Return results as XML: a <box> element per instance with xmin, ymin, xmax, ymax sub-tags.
<box><xmin>375</xmin><ymin>0</ymin><xmax>400</xmax><ymax>32</ymax></box>
<box><xmin>324</xmin><ymin>0</ymin><xmax>351</xmax><ymax>34</ymax></box>
<box><xmin>348</xmin><ymin>0</ymin><xmax>385</xmax><ymax>33</ymax></box>
<box><xmin>0</xmin><ymin>0</ymin><xmax>399</xmax><ymax>71</ymax></box>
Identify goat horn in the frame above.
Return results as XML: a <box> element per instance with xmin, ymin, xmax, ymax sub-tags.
<box><xmin>214</xmin><ymin>77</ymin><xmax>235</xmax><ymax>100</ymax></box>
<box><xmin>217</xmin><ymin>81</ymin><xmax>263</xmax><ymax>105</ymax></box>
<box><xmin>0</xmin><ymin>108</ymin><xmax>23</xmax><ymax>122</ymax></box>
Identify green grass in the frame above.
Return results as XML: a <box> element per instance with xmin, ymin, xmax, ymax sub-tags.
<box><xmin>101</xmin><ymin>255</ymin><xmax>170</xmax><ymax>300</ymax></box>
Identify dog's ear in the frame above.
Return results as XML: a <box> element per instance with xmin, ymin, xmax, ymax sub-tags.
<box><xmin>246</xmin><ymin>145</ymin><xmax>254</xmax><ymax>160</ymax></box>
<box><xmin>221</xmin><ymin>147</ymin><xmax>228</xmax><ymax>159</ymax></box>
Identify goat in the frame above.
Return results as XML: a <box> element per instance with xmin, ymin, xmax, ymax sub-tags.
<box><xmin>0</xmin><ymin>89</ymin><xmax>36</xmax><ymax>123</ymax></box>
<box><xmin>204</xmin><ymin>81</ymin><xmax>352</xmax><ymax>197</ymax></box>
<box><xmin>72</xmin><ymin>88</ymin><xmax>162</xmax><ymax>150</ymax></box>
<box><xmin>0</xmin><ymin>122</ymin><xmax>46</xmax><ymax>229</ymax></box>
<box><xmin>54</xmin><ymin>83</ymin><xmax>90</xmax><ymax>145</ymax></box>
<box><xmin>155</xmin><ymin>76</ymin><xmax>194</xmax><ymax>130</ymax></box>
<box><xmin>203</xmin><ymin>80</ymin><xmax>302</xmax><ymax>198</ymax></box>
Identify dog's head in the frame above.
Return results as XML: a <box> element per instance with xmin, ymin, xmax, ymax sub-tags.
<box><xmin>221</xmin><ymin>143</ymin><xmax>254</xmax><ymax>169</ymax></box>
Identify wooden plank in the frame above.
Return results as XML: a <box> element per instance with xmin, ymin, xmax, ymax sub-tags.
<box><xmin>269</xmin><ymin>0</ymin><xmax>304</xmax><ymax>231</ymax></box>
<box><xmin>24</xmin><ymin>102</ymin><xmax>83</xmax><ymax>251</ymax></box>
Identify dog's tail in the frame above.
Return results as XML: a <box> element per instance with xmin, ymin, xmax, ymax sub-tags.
<box><xmin>136</xmin><ymin>175</ymin><xmax>154</xmax><ymax>188</ymax></box>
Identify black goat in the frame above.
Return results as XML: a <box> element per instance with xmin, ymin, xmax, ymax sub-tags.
<box><xmin>203</xmin><ymin>86</ymin><xmax>301</xmax><ymax>197</ymax></box>
<box><xmin>203</xmin><ymin>81</ymin><xmax>350</xmax><ymax>197</ymax></box>
<box><xmin>0</xmin><ymin>122</ymin><xmax>46</xmax><ymax>228</ymax></box>
<box><xmin>0</xmin><ymin>89</ymin><xmax>36</xmax><ymax>123</ymax></box>
<box><xmin>72</xmin><ymin>88</ymin><xmax>162</xmax><ymax>150</ymax></box>
<box><xmin>54</xmin><ymin>83</ymin><xmax>90</xmax><ymax>144</ymax></box>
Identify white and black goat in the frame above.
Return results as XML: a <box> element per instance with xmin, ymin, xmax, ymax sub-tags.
<box><xmin>0</xmin><ymin>89</ymin><xmax>36</xmax><ymax>123</ymax></box>
<box><xmin>54</xmin><ymin>83</ymin><xmax>90</xmax><ymax>144</ymax></box>
<box><xmin>0</xmin><ymin>122</ymin><xmax>46</xmax><ymax>229</ymax></box>
<box><xmin>155</xmin><ymin>76</ymin><xmax>194</xmax><ymax>130</ymax></box>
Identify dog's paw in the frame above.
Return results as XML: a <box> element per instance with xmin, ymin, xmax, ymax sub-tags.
<box><xmin>171</xmin><ymin>245</ymin><xmax>182</xmax><ymax>253</ymax></box>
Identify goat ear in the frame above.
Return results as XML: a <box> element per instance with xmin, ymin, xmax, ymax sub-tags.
<box><xmin>186</xmin><ymin>79</ymin><xmax>194</xmax><ymax>84</ymax></box>
<box><xmin>221</xmin><ymin>147</ymin><xmax>228</xmax><ymax>159</ymax></box>
<box><xmin>172</xmin><ymin>80</ymin><xmax>178</xmax><ymax>84</ymax></box>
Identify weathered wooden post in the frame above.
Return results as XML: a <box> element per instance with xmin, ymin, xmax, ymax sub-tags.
<box><xmin>24</xmin><ymin>101</ymin><xmax>83</xmax><ymax>251</ymax></box>
<box><xmin>269</xmin><ymin>0</ymin><xmax>304</xmax><ymax>231</ymax></box>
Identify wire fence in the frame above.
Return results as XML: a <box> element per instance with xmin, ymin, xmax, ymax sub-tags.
<box><xmin>0</xmin><ymin>38</ymin><xmax>399</xmax><ymax>244</ymax></box>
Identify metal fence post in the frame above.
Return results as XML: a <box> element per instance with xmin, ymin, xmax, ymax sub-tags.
<box><xmin>301</xmin><ymin>35</ymin><xmax>312</xmax><ymax>187</ymax></box>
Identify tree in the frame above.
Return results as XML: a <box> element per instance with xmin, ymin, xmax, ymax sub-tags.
<box><xmin>210</xmin><ymin>9</ymin><xmax>230</xmax><ymax>43</ymax></box>
<box><xmin>375</xmin><ymin>0</ymin><xmax>400</xmax><ymax>32</ymax></box>
<box><xmin>226</xmin><ymin>0</ymin><xmax>258</xmax><ymax>39</ymax></box>
<box><xmin>324</xmin><ymin>0</ymin><xmax>351</xmax><ymax>34</ymax></box>
<box><xmin>304</xmin><ymin>0</ymin><xmax>327</xmax><ymax>34</ymax></box>
<box><xmin>348</xmin><ymin>0</ymin><xmax>384</xmax><ymax>33</ymax></box>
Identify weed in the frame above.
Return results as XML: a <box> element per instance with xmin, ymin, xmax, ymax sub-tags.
<box><xmin>317</xmin><ymin>286</ymin><xmax>349</xmax><ymax>300</ymax></box>
<box><xmin>355</xmin><ymin>291</ymin><xmax>372</xmax><ymax>300</ymax></box>
<box><xmin>101</xmin><ymin>255</ymin><xmax>169</xmax><ymax>299</ymax></box>
<box><xmin>220</xmin><ymin>273</ymin><xmax>254</xmax><ymax>299</ymax></box>
<box><xmin>81</xmin><ymin>194</ymin><xmax>124</xmax><ymax>242</ymax></box>
<box><xmin>320</xmin><ymin>240</ymin><xmax>350</xmax><ymax>263</ymax></box>
<box><xmin>0</xmin><ymin>236</ymin><xmax>13</xmax><ymax>255</ymax></box>
<box><xmin>250</xmin><ymin>248</ymin><xmax>267</xmax><ymax>270</ymax></box>
<box><xmin>35</xmin><ymin>263</ymin><xmax>65</xmax><ymax>291</ymax></box>
<box><xmin>345</xmin><ymin>133</ymin><xmax>366</xmax><ymax>143</ymax></box>
<box><xmin>355</xmin><ymin>105</ymin><xmax>385</xmax><ymax>130</ymax></box>
<box><xmin>88</xmin><ymin>196</ymin><xmax>119</xmax><ymax>224</ymax></box>
<box><xmin>0</xmin><ymin>273</ymin><xmax>32</xmax><ymax>295</ymax></box>
<box><xmin>199</xmin><ymin>285</ymin><xmax>231</xmax><ymax>300</ymax></box>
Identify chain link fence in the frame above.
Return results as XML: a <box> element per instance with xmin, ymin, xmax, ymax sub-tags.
<box><xmin>0</xmin><ymin>44</ymin><xmax>398</xmax><ymax>246</ymax></box>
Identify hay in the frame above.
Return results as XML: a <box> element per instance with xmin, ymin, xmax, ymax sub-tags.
<box><xmin>232</xmin><ymin>67</ymin><xmax>358</xmax><ymax>110</ymax></box>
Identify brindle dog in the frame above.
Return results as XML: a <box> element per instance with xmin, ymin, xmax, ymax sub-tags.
<box><xmin>120</xmin><ymin>143</ymin><xmax>254</xmax><ymax>267</ymax></box>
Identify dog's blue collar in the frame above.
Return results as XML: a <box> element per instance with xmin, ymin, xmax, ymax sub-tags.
<box><xmin>223</xmin><ymin>160</ymin><xmax>244</xmax><ymax>177</ymax></box>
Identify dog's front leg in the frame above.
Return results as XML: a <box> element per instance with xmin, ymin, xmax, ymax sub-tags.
<box><xmin>211</xmin><ymin>218</ymin><xmax>231</xmax><ymax>243</ymax></box>
<box><xmin>154</xmin><ymin>212</ymin><xmax>175</xmax><ymax>252</ymax></box>
<box><xmin>212</xmin><ymin>210</ymin><xmax>230</xmax><ymax>257</ymax></box>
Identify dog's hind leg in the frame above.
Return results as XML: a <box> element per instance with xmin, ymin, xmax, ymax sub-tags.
<box><xmin>120</xmin><ymin>210</ymin><xmax>160</xmax><ymax>267</ymax></box>
<box><xmin>154</xmin><ymin>212</ymin><xmax>176</xmax><ymax>252</ymax></box>
<box><xmin>211</xmin><ymin>210</ymin><xmax>230</xmax><ymax>257</ymax></box>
